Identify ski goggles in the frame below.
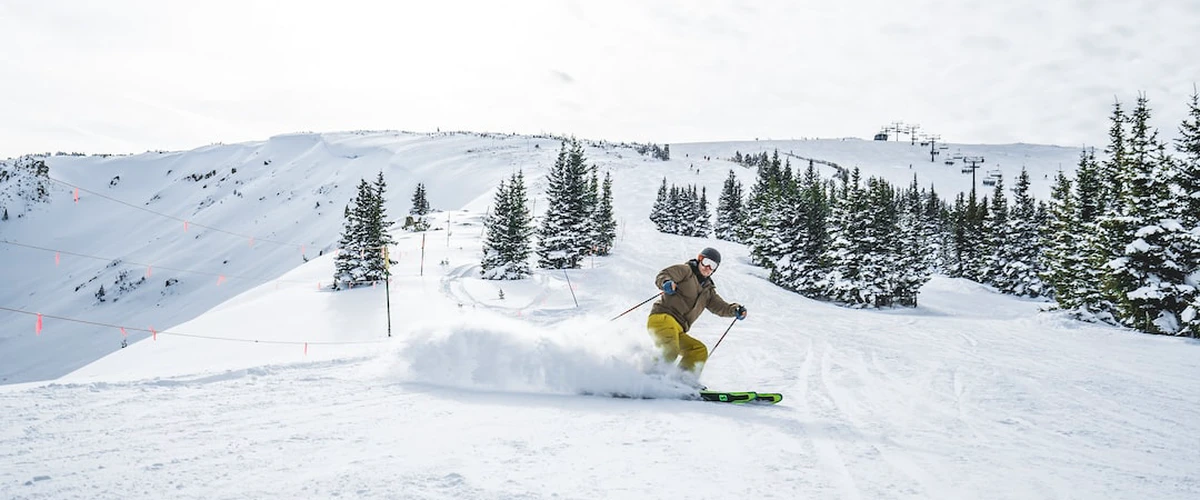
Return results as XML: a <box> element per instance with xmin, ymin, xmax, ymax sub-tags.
<box><xmin>698</xmin><ymin>256</ymin><xmax>719</xmax><ymax>272</ymax></box>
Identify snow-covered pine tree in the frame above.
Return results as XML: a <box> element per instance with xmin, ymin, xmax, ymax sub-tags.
<box><xmin>666</xmin><ymin>185</ymin><xmax>684</xmax><ymax>234</ymax></box>
<box><xmin>819</xmin><ymin>168</ymin><xmax>873</xmax><ymax>306</ymax></box>
<box><xmin>922</xmin><ymin>185</ymin><xmax>950</xmax><ymax>275</ymax></box>
<box><xmin>1059</xmin><ymin>149</ymin><xmax>1111</xmax><ymax>320</ymax></box>
<box><xmin>696</xmin><ymin>186</ymin><xmax>712</xmax><ymax>238</ymax></box>
<box><xmin>482</xmin><ymin>178</ymin><xmax>513</xmax><ymax>277</ymax></box>
<box><xmin>1089</xmin><ymin>100</ymin><xmax>1132</xmax><ymax>324</ymax></box>
<box><xmin>981</xmin><ymin>178</ymin><xmax>1009</xmax><ymax>288</ymax></box>
<box><xmin>894</xmin><ymin>176</ymin><xmax>932</xmax><ymax>306</ymax></box>
<box><xmin>946</xmin><ymin>193</ymin><xmax>968</xmax><ymax>277</ymax></box>
<box><xmin>408</xmin><ymin>182</ymin><xmax>431</xmax><ymax>231</ymax></box>
<box><xmin>593</xmin><ymin>171</ymin><xmax>617</xmax><ymax>256</ymax></box>
<box><xmin>997</xmin><ymin>168</ymin><xmax>1045</xmax><ymax>297</ymax></box>
<box><xmin>745</xmin><ymin>151</ymin><xmax>784</xmax><ymax>268</ymax></box>
<box><xmin>1111</xmin><ymin>94</ymin><xmax>1190</xmax><ymax>334</ymax></box>
<box><xmin>1043</xmin><ymin>169</ymin><xmax>1080</xmax><ymax>306</ymax></box>
<box><xmin>333</xmin><ymin>179</ymin><xmax>374</xmax><ymax>287</ymax></box>
<box><xmin>677</xmin><ymin>185</ymin><xmax>696</xmax><ymax>236</ymax></box>
<box><xmin>861</xmin><ymin>177</ymin><xmax>902</xmax><ymax>307</ymax></box>
<box><xmin>582</xmin><ymin>169</ymin><xmax>600</xmax><ymax>255</ymax></box>
<box><xmin>362</xmin><ymin>172</ymin><xmax>397</xmax><ymax>282</ymax></box>
<box><xmin>777</xmin><ymin>161</ymin><xmax>831</xmax><ymax>294</ymax></box>
<box><xmin>715</xmin><ymin>169</ymin><xmax>745</xmax><ymax>242</ymax></box>
<box><xmin>950</xmin><ymin>188</ymin><xmax>988</xmax><ymax>283</ymax></box>
<box><xmin>1172</xmin><ymin>87</ymin><xmax>1200</xmax><ymax>337</ymax></box>
<box><xmin>537</xmin><ymin>140</ymin><xmax>592</xmax><ymax>269</ymax></box>
<box><xmin>481</xmin><ymin>171</ymin><xmax>534</xmax><ymax>279</ymax></box>
<box><xmin>1176</xmin><ymin>87</ymin><xmax>1200</xmax><ymax>229</ymax></box>
<box><xmin>650</xmin><ymin>177</ymin><xmax>669</xmax><ymax>232</ymax></box>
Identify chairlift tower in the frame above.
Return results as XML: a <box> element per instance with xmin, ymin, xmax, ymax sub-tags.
<box><xmin>907</xmin><ymin>124</ymin><xmax>921</xmax><ymax>145</ymax></box>
<box><xmin>926</xmin><ymin>135</ymin><xmax>942</xmax><ymax>161</ymax></box>
<box><xmin>962</xmin><ymin>156</ymin><xmax>986</xmax><ymax>191</ymax></box>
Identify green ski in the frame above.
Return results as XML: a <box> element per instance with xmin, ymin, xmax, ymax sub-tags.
<box><xmin>698</xmin><ymin>391</ymin><xmax>783</xmax><ymax>405</ymax></box>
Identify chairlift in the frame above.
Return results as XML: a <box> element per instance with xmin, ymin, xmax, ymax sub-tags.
<box><xmin>938</xmin><ymin>144</ymin><xmax>949</xmax><ymax>150</ymax></box>
<box><xmin>987</xmin><ymin>169</ymin><xmax>1002</xmax><ymax>178</ymax></box>
<box><xmin>961</xmin><ymin>166</ymin><xmax>974</xmax><ymax>174</ymax></box>
<box><xmin>945</xmin><ymin>159</ymin><xmax>955</xmax><ymax>166</ymax></box>
<box><xmin>982</xmin><ymin>178</ymin><xmax>997</xmax><ymax>187</ymax></box>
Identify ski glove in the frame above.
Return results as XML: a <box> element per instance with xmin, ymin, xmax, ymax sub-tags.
<box><xmin>734</xmin><ymin>305</ymin><xmax>747</xmax><ymax>320</ymax></box>
<box><xmin>661</xmin><ymin>280</ymin><xmax>677</xmax><ymax>295</ymax></box>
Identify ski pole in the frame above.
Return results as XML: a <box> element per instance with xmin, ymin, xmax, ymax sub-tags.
<box><xmin>708</xmin><ymin>318</ymin><xmax>739</xmax><ymax>357</ymax></box>
<box><xmin>609</xmin><ymin>293</ymin><xmax>662</xmax><ymax>322</ymax></box>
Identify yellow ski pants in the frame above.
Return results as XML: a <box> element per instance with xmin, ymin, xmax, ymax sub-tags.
<box><xmin>647</xmin><ymin>313</ymin><xmax>708</xmax><ymax>373</ymax></box>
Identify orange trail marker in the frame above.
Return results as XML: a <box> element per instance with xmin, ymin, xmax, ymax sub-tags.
<box><xmin>304</xmin><ymin>342</ymin><xmax>308</xmax><ymax>356</ymax></box>
<box><xmin>150</xmin><ymin>326</ymin><xmax>157</xmax><ymax>341</ymax></box>
<box><xmin>74</xmin><ymin>188</ymin><xmax>79</xmax><ymax>203</ymax></box>
<box><xmin>36</xmin><ymin>313</ymin><xmax>43</xmax><ymax>335</ymax></box>
<box><xmin>146</xmin><ymin>265</ymin><xmax>153</xmax><ymax>278</ymax></box>
<box><xmin>55</xmin><ymin>252</ymin><xmax>60</xmax><ymax>266</ymax></box>
<box><xmin>120</xmin><ymin>327</ymin><xmax>128</xmax><ymax>337</ymax></box>
<box><xmin>184</xmin><ymin>221</ymin><xmax>189</xmax><ymax>232</ymax></box>
<box><xmin>217</xmin><ymin>275</ymin><xmax>226</xmax><ymax>286</ymax></box>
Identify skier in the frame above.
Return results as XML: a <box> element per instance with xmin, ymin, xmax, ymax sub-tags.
<box><xmin>648</xmin><ymin>247</ymin><xmax>747</xmax><ymax>386</ymax></box>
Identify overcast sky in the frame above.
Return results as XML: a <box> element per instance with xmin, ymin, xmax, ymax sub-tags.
<box><xmin>2</xmin><ymin>0</ymin><xmax>1198</xmax><ymax>158</ymax></box>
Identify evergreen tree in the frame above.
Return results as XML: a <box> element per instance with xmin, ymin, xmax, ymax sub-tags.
<box><xmin>981</xmin><ymin>179</ymin><xmax>1009</xmax><ymax>287</ymax></box>
<box><xmin>1175</xmin><ymin>86</ymin><xmax>1200</xmax><ymax>228</ymax></box>
<box><xmin>582</xmin><ymin>170</ymin><xmax>601</xmax><ymax>254</ymax></box>
<box><xmin>482</xmin><ymin>171</ymin><xmax>535</xmax><ymax>279</ymax></box>
<box><xmin>1089</xmin><ymin>100</ymin><xmax>1132</xmax><ymax>324</ymax></box>
<box><xmin>1173</xmin><ymin>87</ymin><xmax>1200</xmax><ymax>337</ymax></box>
<box><xmin>537</xmin><ymin>140</ymin><xmax>592</xmax><ymax>269</ymax></box>
<box><xmin>593</xmin><ymin>172</ymin><xmax>617</xmax><ymax>255</ymax></box>
<box><xmin>894</xmin><ymin>177</ymin><xmax>933</xmax><ymax>306</ymax></box>
<box><xmin>951</xmin><ymin>189</ymin><xmax>988</xmax><ymax>282</ymax></box>
<box><xmin>408</xmin><ymin>183</ymin><xmax>431</xmax><ymax>231</ymax></box>
<box><xmin>1111</xmin><ymin>94</ymin><xmax>1191</xmax><ymax>333</ymax></box>
<box><xmin>1062</xmin><ymin>149</ymin><xmax>1112</xmax><ymax>320</ymax></box>
<box><xmin>650</xmin><ymin>178</ymin><xmax>669</xmax><ymax>232</ymax></box>
<box><xmin>333</xmin><ymin>174</ymin><xmax>397</xmax><ymax>287</ymax></box>
<box><xmin>746</xmin><ymin>151</ymin><xmax>786</xmax><ymax>270</ymax></box>
<box><xmin>996</xmin><ymin>168</ymin><xmax>1044</xmax><ymax>297</ymax></box>
<box><xmin>363</xmin><ymin>172</ymin><xmax>398</xmax><ymax>281</ymax></box>
<box><xmin>778</xmin><ymin>161</ymin><xmax>831</xmax><ymax>294</ymax></box>
<box><xmin>860</xmin><ymin>177</ymin><xmax>901</xmax><ymax>307</ymax></box>
<box><xmin>819</xmin><ymin>168</ymin><xmax>872</xmax><ymax>306</ymax></box>
<box><xmin>1043</xmin><ymin>168</ymin><xmax>1082</xmax><ymax>307</ymax></box>
<box><xmin>696</xmin><ymin>186</ymin><xmax>712</xmax><ymax>238</ymax></box>
<box><xmin>715</xmin><ymin>170</ymin><xmax>745</xmax><ymax>242</ymax></box>
<box><xmin>922</xmin><ymin>186</ymin><xmax>950</xmax><ymax>274</ymax></box>
<box><xmin>334</xmin><ymin>179</ymin><xmax>374</xmax><ymax>286</ymax></box>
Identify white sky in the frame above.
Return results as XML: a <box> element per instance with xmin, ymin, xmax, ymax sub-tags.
<box><xmin>2</xmin><ymin>0</ymin><xmax>1198</xmax><ymax>158</ymax></box>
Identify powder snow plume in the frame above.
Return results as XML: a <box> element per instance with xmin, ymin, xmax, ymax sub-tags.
<box><xmin>391</xmin><ymin>313</ymin><xmax>696</xmax><ymax>399</ymax></box>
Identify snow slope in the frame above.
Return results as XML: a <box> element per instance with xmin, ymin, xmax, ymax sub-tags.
<box><xmin>1</xmin><ymin>132</ymin><xmax>1197</xmax><ymax>499</ymax></box>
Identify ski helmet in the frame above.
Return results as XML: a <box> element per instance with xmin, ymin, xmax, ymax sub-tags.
<box><xmin>697</xmin><ymin>247</ymin><xmax>721</xmax><ymax>268</ymax></box>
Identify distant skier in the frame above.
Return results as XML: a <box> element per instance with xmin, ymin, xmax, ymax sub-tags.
<box><xmin>648</xmin><ymin>247</ymin><xmax>747</xmax><ymax>386</ymax></box>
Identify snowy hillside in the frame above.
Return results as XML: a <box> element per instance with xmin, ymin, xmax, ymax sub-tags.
<box><xmin>1</xmin><ymin>132</ymin><xmax>1080</xmax><ymax>384</ymax></box>
<box><xmin>1</xmin><ymin>132</ymin><xmax>1197</xmax><ymax>499</ymax></box>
